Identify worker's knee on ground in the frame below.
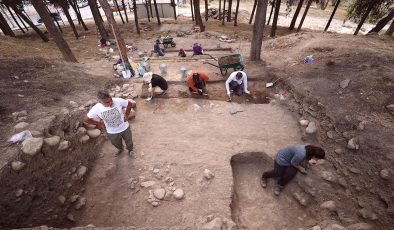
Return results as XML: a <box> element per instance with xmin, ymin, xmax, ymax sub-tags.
<box><xmin>154</xmin><ymin>86</ymin><xmax>164</xmax><ymax>94</ymax></box>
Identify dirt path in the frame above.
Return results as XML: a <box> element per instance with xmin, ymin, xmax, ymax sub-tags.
<box><xmin>76</xmin><ymin>98</ymin><xmax>303</xmax><ymax>228</ymax></box>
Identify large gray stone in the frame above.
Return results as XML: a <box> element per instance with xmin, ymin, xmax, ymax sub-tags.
<box><xmin>203</xmin><ymin>169</ymin><xmax>215</xmax><ymax>180</ymax></box>
<box><xmin>347</xmin><ymin>223</ymin><xmax>373</xmax><ymax>230</ymax></box>
<box><xmin>380</xmin><ymin>169</ymin><xmax>390</xmax><ymax>180</ymax></box>
<box><xmin>320</xmin><ymin>171</ymin><xmax>337</xmax><ymax>183</ymax></box>
<box><xmin>327</xmin><ymin>224</ymin><xmax>347</xmax><ymax>230</ymax></box>
<box><xmin>44</xmin><ymin>136</ymin><xmax>60</xmax><ymax>147</ymax></box>
<box><xmin>340</xmin><ymin>79</ymin><xmax>351</xmax><ymax>89</ymax></box>
<box><xmin>29</xmin><ymin>116</ymin><xmax>55</xmax><ymax>135</ymax></box>
<box><xmin>22</xmin><ymin>137</ymin><xmax>43</xmax><ymax>156</ymax></box>
<box><xmin>14</xmin><ymin>122</ymin><xmax>29</xmax><ymax>131</ymax></box>
<box><xmin>77</xmin><ymin>166</ymin><xmax>88</xmax><ymax>179</ymax></box>
<box><xmin>87</xmin><ymin>129</ymin><xmax>101</xmax><ymax>138</ymax></box>
<box><xmin>385</xmin><ymin>104</ymin><xmax>394</xmax><ymax>112</ymax></box>
<box><xmin>75</xmin><ymin>197</ymin><xmax>86</xmax><ymax>210</ymax></box>
<box><xmin>299</xmin><ymin>119</ymin><xmax>309</xmax><ymax>126</ymax></box>
<box><xmin>202</xmin><ymin>217</ymin><xmax>223</xmax><ymax>230</ymax></box>
<box><xmin>11</xmin><ymin>161</ymin><xmax>26</xmax><ymax>171</ymax></box>
<box><xmin>320</xmin><ymin>200</ymin><xmax>336</xmax><ymax>211</ymax></box>
<box><xmin>293</xmin><ymin>192</ymin><xmax>309</xmax><ymax>206</ymax></box>
<box><xmin>58</xmin><ymin>140</ymin><xmax>70</xmax><ymax>151</ymax></box>
<box><xmin>69</xmin><ymin>101</ymin><xmax>79</xmax><ymax>108</ymax></box>
<box><xmin>153</xmin><ymin>188</ymin><xmax>166</xmax><ymax>200</ymax></box>
<box><xmin>305</xmin><ymin>121</ymin><xmax>317</xmax><ymax>134</ymax></box>
<box><xmin>140</xmin><ymin>181</ymin><xmax>156</xmax><ymax>188</ymax></box>
<box><xmin>173</xmin><ymin>188</ymin><xmax>185</xmax><ymax>200</ymax></box>
<box><xmin>347</xmin><ymin>138</ymin><xmax>359</xmax><ymax>150</ymax></box>
<box><xmin>79</xmin><ymin>135</ymin><xmax>90</xmax><ymax>144</ymax></box>
<box><xmin>358</xmin><ymin>208</ymin><xmax>378</xmax><ymax>220</ymax></box>
<box><xmin>76</xmin><ymin>127</ymin><xmax>87</xmax><ymax>135</ymax></box>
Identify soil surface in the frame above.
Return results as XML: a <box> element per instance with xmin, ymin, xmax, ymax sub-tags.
<box><xmin>0</xmin><ymin>6</ymin><xmax>393</xmax><ymax>230</ymax></box>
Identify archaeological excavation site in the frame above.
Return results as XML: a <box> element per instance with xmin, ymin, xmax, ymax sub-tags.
<box><xmin>0</xmin><ymin>0</ymin><xmax>393</xmax><ymax>230</ymax></box>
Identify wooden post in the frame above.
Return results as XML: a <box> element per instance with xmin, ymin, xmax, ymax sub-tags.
<box><xmin>249</xmin><ymin>0</ymin><xmax>256</xmax><ymax>24</ymax></box>
<box><xmin>250</xmin><ymin>0</ymin><xmax>268</xmax><ymax>61</ymax></box>
<box><xmin>267</xmin><ymin>0</ymin><xmax>275</xmax><ymax>25</ymax></box>
<box><xmin>270</xmin><ymin>0</ymin><xmax>281</xmax><ymax>37</ymax></box>
<box><xmin>354</xmin><ymin>1</ymin><xmax>376</xmax><ymax>35</ymax></box>
<box><xmin>289</xmin><ymin>0</ymin><xmax>303</xmax><ymax>30</ymax></box>
<box><xmin>234</xmin><ymin>0</ymin><xmax>240</xmax><ymax>26</ymax></box>
<box><xmin>297</xmin><ymin>0</ymin><xmax>312</xmax><ymax>32</ymax></box>
<box><xmin>324</xmin><ymin>0</ymin><xmax>340</xmax><ymax>32</ymax></box>
<box><xmin>88</xmin><ymin>0</ymin><xmax>108</xmax><ymax>39</ymax></box>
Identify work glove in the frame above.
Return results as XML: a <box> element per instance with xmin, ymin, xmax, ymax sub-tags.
<box><xmin>198</xmin><ymin>89</ymin><xmax>203</xmax><ymax>95</ymax></box>
<box><xmin>245</xmin><ymin>90</ymin><xmax>251</xmax><ymax>94</ymax></box>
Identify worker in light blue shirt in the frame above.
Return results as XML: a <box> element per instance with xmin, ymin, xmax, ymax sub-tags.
<box><xmin>261</xmin><ymin>145</ymin><xmax>325</xmax><ymax>196</ymax></box>
<box><xmin>225</xmin><ymin>71</ymin><xmax>250</xmax><ymax>101</ymax></box>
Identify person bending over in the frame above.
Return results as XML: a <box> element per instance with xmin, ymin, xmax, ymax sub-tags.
<box><xmin>143</xmin><ymin>72</ymin><xmax>168</xmax><ymax>101</ymax></box>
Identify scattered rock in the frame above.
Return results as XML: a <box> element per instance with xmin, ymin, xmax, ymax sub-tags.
<box><xmin>76</xmin><ymin>127</ymin><xmax>87</xmax><ymax>135</ymax></box>
<box><xmin>60</xmin><ymin>108</ymin><xmax>70</xmax><ymax>115</ymax></box>
<box><xmin>349</xmin><ymin>167</ymin><xmax>361</xmax><ymax>174</ymax></box>
<box><xmin>385</xmin><ymin>104</ymin><xmax>394</xmax><ymax>112</ymax></box>
<box><xmin>153</xmin><ymin>168</ymin><xmax>160</xmax><ymax>174</ymax></box>
<box><xmin>87</xmin><ymin>129</ymin><xmax>101</xmax><ymax>138</ymax></box>
<box><xmin>202</xmin><ymin>217</ymin><xmax>222</xmax><ymax>230</ymax></box>
<box><xmin>335</xmin><ymin>148</ymin><xmax>344</xmax><ymax>154</ymax></box>
<box><xmin>347</xmin><ymin>138</ymin><xmax>359</xmax><ymax>150</ymax></box>
<box><xmin>320</xmin><ymin>171</ymin><xmax>337</xmax><ymax>183</ymax></box>
<box><xmin>29</xmin><ymin>115</ymin><xmax>55</xmax><ymax>135</ymax></box>
<box><xmin>84</xmin><ymin>99</ymin><xmax>97</xmax><ymax>107</ymax></box>
<box><xmin>58</xmin><ymin>140</ymin><xmax>70</xmax><ymax>151</ymax></box>
<box><xmin>309</xmin><ymin>226</ymin><xmax>321</xmax><ymax>230</ymax></box>
<box><xmin>151</xmin><ymin>201</ymin><xmax>160</xmax><ymax>207</ymax></box>
<box><xmin>14</xmin><ymin>122</ymin><xmax>29</xmax><ymax>131</ymax></box>
<box><xmin>79</xmin><ymin>135</ymin><xmax>90</xmax><ymax>143</ymax></box>
<box><xmin>164</xmin><ymin>190</ymin><xmax>173</xmax><ymax>201</ymax></box>
<box><xmin>165</xmin><ymin>177</ymin><xmax>174</xmax><ymax>183</ymax></box>
<box><xmin>58</xmin><ymin>195</ymin><xmax>66</xmax><ymax>204</ymax></box>
<box><xmin>15</xmin><ymin>189</ymin><xmax>23</xmax><ymax>197</ymax></box>
<box><xmin>140</xmin><ymin>181</ymin><xmax>156</xmax><ymax>188</ymax></box>
<box><xmin>11</xmin><ymin>161</ymin><xmax>26</xmax><ymax>171</ymax></box>
<box><xmin>203</xmin><ymin>169</ymin><xmax>215</xmax><ymax>180</ymax></box>
<box><xmin>153</xmin><ymin>188</ymin><xmax>166</xmax><ymax>200</ymax></box>
<box><xmin>358</xmin><ymin>208</ymin><xmax>378</xmax><ymax>220</ymax></box>
<box><xmin>70</xmin><ymin>195</ymin><xmax>79</xmax><ymax>203</ymax></box>
<box><xmin>340</xmin><ymin>79</ymin><xmax>351</xmax><ymax>89</ymax></box>
<box><xmin>77</xmin><ymin>166</ymin><xmax>88</xmax><ymax>179</ymax></box>
<box><xmin>320</xmin><ymin>200</ymin><xmax>336</xmax><ymax>211</ymax></box>
<box><xmin>327</xmin><ymin>224</ymin><xmax>347</xmax><ymax>230</ymax></box>
<box><xmin>338</xmin><ymin>177</ymin><xmax>348</xmax><ymax>188</ymax></box>
<box><xmin>305</xmin><ymin>121</ymin><xmax>317</xmax><ymax>134</ymax></box>
<box><xmin>347</xmin><ymin>223</ymin><xmax>373</xmax><ymax>230</ymax></box>
<box><xmin>173</xmin><ymin>188</ymin><xmax>185</xmax><ymax>200</ymax></box>
<box><xmin>222</xmin><ymin>218</ymin><xmax>236</xmax><ymax>230</ymax></box>
<box><xmin>69</xmin><ymin>101</ymin><xmax>79</xmax><ymax>108</ymax></box>
<box><xmin>380</xmin><ymin>169</ymin><xmax>389</xmax><ymax>180</ymax></box>
<box><xmin>357</xmin><ymin>121</ymin><xmax>367</xmax><ymax>130</ymax></box>
<box><xmin>85</xmin><ymin>124</ymin><xmax>96</xmax><ymax>129</ymax></box>
<box><xmin>293</xmin><ymin>192</ymin><xmax>309</xmax><ymax>206</ymax></box>
<box><xmin>75</xmin><ymin>197</ymin><xmax>86</xmax><ymax>210</ymax></box>
<box><xmin>67</xmin><ymin>213</ymin><xmax>75</xmax><ymax>222</ymax></box>
<box><xmin>193</xmin><ymin>104</ymin><xmax>202</xmax><ymax>112</ymax></box>
<box><xmin>44</xmin><ymin>136</ymin><xmax>61</xmax><ymax>147</ymax></box>
<box><xmin>12</xmin><ymin>110</ymin><xmax>28</xmax><ymax>121</ymax></box>
<box><xmin>21</xmin><ymin>137</ymin><xmax>43</xmax><ymax>156</ymax></box>
<box><xmin>105</xmin><ymin>164</ymin><xmax>117</xmax><ymax>177</ymax></box>
<box><xmin>326</xmin><ymin>130</ymin><xmax>335</xmax><ymax>139</ymax></box>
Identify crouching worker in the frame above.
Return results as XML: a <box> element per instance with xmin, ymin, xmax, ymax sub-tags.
<box><xmin>261</xmin><ymin>145</ymin><xmax>325</xmax><ymax>195</ymax></box>
<box><xmin>225</xmin><ymin>71</ymin><xmax>250</xmax><ymax>101</ymax></box>
<box><xmin>187</xmin><ymin>70</ymin><xmax>209</xmax><ymax>96</ymax></box>
<box><xmin>192</xmin><ymin>43</ymin><xmax>203</xmax><ymax>56</ymax></box>
<box><xmin>83</xmin><ymin>90</ymin><xmax>135</xmax><ymax>157</ymax></box>
<box><xmin>143</xmin><ymin>72</ymin><xmax>168</xmax><ymax>101</ymax></box>
<box><xmin>178</xmin><ymin>48</ymin><xmax>187</xmax><ymax>57</ymax></box>
<box><xmin>150</xmin><ymin>40</ymin><xmax>164</xmax><ymax>57</ymax></box>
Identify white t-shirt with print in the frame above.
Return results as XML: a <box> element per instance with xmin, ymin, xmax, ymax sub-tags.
<box><xmin>87</xmin><ymin>98</ymin><xmax>129</xmax><ymax>134</ymax></box>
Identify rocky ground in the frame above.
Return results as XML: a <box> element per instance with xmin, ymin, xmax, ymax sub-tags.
<box><xmin>0</xmin><ymin>8</ymin><xmax>393</xmax><ymax>230</ymax></box>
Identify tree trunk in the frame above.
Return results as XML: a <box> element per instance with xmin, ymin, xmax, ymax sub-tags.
<box><xmin>6</xmin><ymin>5</ymin><xmax>25</xmax><ymax>33</ymax></box>
<box><xmin>88</xmin><ymin>0</ymin><xmax>108</xmax><ymax>39</ymax></box>
<box><xmin>145</xmin><ymin>0</ymin><xmax>151</xmax><ymax>22</ymax></box>
<box><xmin>219</xmin><ymin>0</ymin><xmax>221</xmax><ymax>20</ymax></box>
<box><xmin>31</xmin><ymin>0</ymin><xmax>77</xmax><ymax>62</ymax></box>
<box><xmin>153</xmin><ymin>0</ymin><xmax>161</xmax><ymax>25</ymax></box>
<box><xmin>234</xmin><ymin>0</ymin><xmax>240</xmax><ymax>26</ymax></box>
<box><xmin>204</xmin><ymin>0</ymin><xmax>208</xmax><ymax>21</ymax></box>
<box><xmin>0</xmin><ymin>11</ymin><xmax>15</xmax><ymax>36</ymax></box>
<box><xmin>121</xmin><ymin>0</ymin><xmax>129</xmax><ymax>22</ymax></box>
<box><xmin>297</xmin><ymin>0</ymin><xmax>312</xmax><ymax>32</ymax></box>
<box><xmin>320</xmin><ymin>0</ymin><xmax>329</xmax><ymax>10</ymax></box>
<box><xmin>368</xmin><ymin>9</ymin><xmax>394</xmax><ymax>34</ymax></box>
<box><xmin>289</xmin><ymin>0</ymin><xmax>303</xmax><ymax>30</ymax></box>
<box><xmin>227</xmin><ymin>0</ymin><xmax>232</xmax><ymax>22</ymax></box>
<box><xmin>385</xmin><ymin>19</ymin><xmax>394</xmax><ymax>36</ymax></box>
<box><xmin>98</xmin><ymin>0</ymin><xmax>132</xmax><ymax>71</ymax></box>
<box><xmin>133</xmin><ymin>0</ymin><xmax>140</xmax><ymax>34</ymax></box>
<box><xmin>149</xmin><ymin>0</ymin><xmax>153</xmax><ymax>18</ymax></box>
<box><xmin>114</xmin><ymin>0</ymin><xmax>125</xmax><ymax>24</ymax></box>
<box><xmin>194</xmin><ymin>0</ymin><xmax>205</xmax><ymax>31</ymax></box>
<box><xmin>60</xmin><ymin>4</ymin><xmax>79</xmax><ymax>39</ymax></box>
<box><xmin>190</xmin><ymin>0</ymin><xmax>194</xmax><ymax>21</ymax></box>
<box><xmin>222</xmin><ymin>0</ymin><xmax>226</xmax><ymax>25</ymax></box>
<box><xmin>354</xmin><ymin>1</ymin><xmax>376</xmax><ymax>35</ymax></box>
<box><xmin>171</xmin><ymin>0</ymin><xmax>177</xmax><ymax>20</ymax></box>
<box><xmin>250</xmin><ymin>0</ymin><xmax>268</xmax><ymax>61</ymax></box>
<box><xmin>270</xmin><ymin>0</ymin><xmax>281</xmax><ymax>37</ymax></box>
<box><xmin>324</xmin><ymin>0</ymin><xmax>340</xmax><ymax>31</ymax></box>
<box><xmin>249</xmin><ymin>0</ymin><xmax>256</xmax><ymax>24</ymax></box>
<box><xmin>69</xmin><ymin>0</ymin><xmax>89</xmax><ymax>30</ymax></box>
<box><xmin>267</xmin><ymin>0</ymin><xmax>275</xmax><ymax>25</ymax></box>
<box><xmin>9</xmin><ymin>4</ymin><xmax>49</xmax><ymax>41</ymax></box>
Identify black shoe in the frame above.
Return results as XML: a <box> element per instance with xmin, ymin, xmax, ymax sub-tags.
<box><xmin>128</xmin><ymin>150</ymin><xmax>135</xmax><ymax>158</ymax></box>
<box><xmin>274</xmin><ymin>185</ymin><xmax>283</xmax><ymax>196</ymax></box>
<box><xmin>260</xmin><ymin>177</ymin><xmax>268</xmax><ymax>188</ymax></box>
<box><xmin>115</xmin><ymin>149</ymin><xmax>123</xmax><ymax>157</ymax></box>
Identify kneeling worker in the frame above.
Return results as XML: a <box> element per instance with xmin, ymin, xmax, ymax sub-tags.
<box><xmin>143</xmin><ymin>72</ymin><xmax>168</xmax><ymax>101</ymax></box>
<box><xmin>225</xmin><ymin>71</ymin><xmax>250</xmax><ymax>101</ymax></box>
<box><xmin>187</xmin><ymin>70</ymin><xmax>209</xmax><ymax>96</ymax></box>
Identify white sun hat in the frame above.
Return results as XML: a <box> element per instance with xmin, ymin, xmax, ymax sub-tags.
<box><xmin>143</xmin><ymin>72</ymin><xmax>153</xmax><ymax>83</ymax></box>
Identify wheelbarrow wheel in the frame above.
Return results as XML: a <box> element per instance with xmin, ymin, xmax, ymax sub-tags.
<box><xmin>220</xmin><ymin>68</ymin><xmax>227</xmax><ymax>76</ymax></box>
<box><xmin>171</xmin><ymin>42</ymin><xmax>176</xmax><ymax>47</ymax></box>
<box><xmin>234</xmin><ymin>65</ymin><xmax>244</xmax><ymax>71</ymax></box>
<box><xmin>163</xmin><ymin>43</ymin><xmax>169</xmax><ymax>48</ymax></box>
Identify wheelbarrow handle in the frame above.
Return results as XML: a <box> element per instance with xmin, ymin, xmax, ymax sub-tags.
<box><xmin>205</xmin><ymin>53</ymin><xmax>218</xmax><ymax>60</ymax></box>
<box><xmin>203</xmin><ymin>62</ymin><xmax>220</xmax><ymax>68</ymax></box>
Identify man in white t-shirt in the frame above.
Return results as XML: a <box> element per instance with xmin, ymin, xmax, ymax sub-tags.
<box><xmin>83</xmin><ymin>90</ymin><xmax>134</xmax><ymax>157</ymax></box>
<box><xmin>225</xmin><ymin>71</ymin><xmax>250</xmax><ymax>102</ymax></box>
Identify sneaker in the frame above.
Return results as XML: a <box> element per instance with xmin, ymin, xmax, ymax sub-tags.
<box><xmin>115</xmin><ymin>148</ymin><xmax>123</xmax><ymax>157</ymax></box>
<box><xmin>260</xmin><ymin>177</ymin><xmax>268</xmax><ymax>188</ymax></box>
<box><xmin>273</xmin><ymin>185</ymin><xmax>283</xmax><ymax>196</ymax></box>
<box><xmin>128</xmin><ymin>150</ymin><xmax>135</xmax><ymax>158</ymax></box>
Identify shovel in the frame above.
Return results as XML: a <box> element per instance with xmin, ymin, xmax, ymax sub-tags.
<box><xmin>266</xmin><ymin>78</ymin><xmax>282</xmax><ymax>88</ymax></box>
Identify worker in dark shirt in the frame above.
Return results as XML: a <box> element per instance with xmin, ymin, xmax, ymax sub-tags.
<box><xmin>143</xmin><ymin>72</ymin><xmax>168</xmax><ymax>101</ymax></box>
<box><xmin>150</xmin><ymin>40</ymin><xmax>164</xmax><ymax>56</ymax></box>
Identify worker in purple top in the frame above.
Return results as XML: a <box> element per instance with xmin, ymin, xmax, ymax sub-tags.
<box><xmin>261</xmin><ymin>145</ymin><xmax>325</xmax><ymax>195</ymax></box>
<box><xmin>192</xmin><ymin>43</ymin><xmax>203</xmax><ymax>56</ymax></box>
